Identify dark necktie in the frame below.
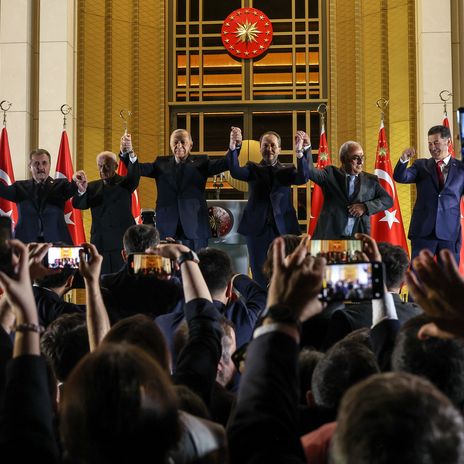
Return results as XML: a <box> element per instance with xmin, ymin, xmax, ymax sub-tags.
<box><xmin>436</xmin><ymin>160</ymin><xmax>444</xmax><ymax>190</ymax></box>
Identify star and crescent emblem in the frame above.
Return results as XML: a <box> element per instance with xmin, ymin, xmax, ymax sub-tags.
<box><xmin>221</xmin><ymin>8</ymin><xmax>273</xmax><ymax>59</ymax></box>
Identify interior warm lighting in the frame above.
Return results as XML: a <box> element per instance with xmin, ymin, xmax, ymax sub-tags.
<box><xmin>253</xmin><ymin>72</ymin><xmax>319</xmax><ymax>85</ymax></box>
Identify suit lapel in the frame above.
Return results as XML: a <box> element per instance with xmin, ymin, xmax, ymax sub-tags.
<box><xmin>445</xmin><ymin>158</ymin><xmax>457</xmax><ymax>188</ymax></box>
<box><xmin>426</xmin><ymin>158</ymin><xmax>440</xmax><ymax>191</ymax></box>
<box><xmin>334</xmin><ymin>168</ymin><xmax>350</xmax><ymax>200</ymax></box>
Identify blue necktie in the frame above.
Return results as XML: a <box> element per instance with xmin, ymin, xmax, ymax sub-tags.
<box><xmin>348</xmin><ymin>174</ymin><xmax>356</xmax><ymax>200</ymax></box>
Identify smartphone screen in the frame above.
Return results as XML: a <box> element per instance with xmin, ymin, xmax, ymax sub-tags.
<box><xmin>320</xmin><ymin>262</ymin><xmax>384</xmax><ymax>302</ymax></box>
<box><xmin>309</xmin><ymin>239</ymin><xmax>363</xmax><ymax>264</ymax></box>
<box><xmin>128</xmin><ymin>253</ymin><xmax>172</xmax><ymax>277</ymax></box>
<box><xmin>0</xmin><ymin>217</ymin><xmax>13</xmax><ymax>276</ymax></box>
<box><xmin>46</xmin><ymin>246</ymin><xmax>83</xmax><ymax>269</ymax></box>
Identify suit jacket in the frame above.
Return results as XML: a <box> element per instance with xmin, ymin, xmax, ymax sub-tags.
<box><xmin>134</xmin><ymin>154</ymin><xmax>228</xmax><ymax>240</ymax></box>
<box><xmin>33</xmin><ymin>286</ymin><xmax>84</xmax><ymax>328</ymax></box>
<box><xmin>0</xmin><ymin>177</ymin><xmax>77</xmax><ymax>244</ymax></box>
<box><xmin>72</xmin><ymin>162</ymin><xmax>140</xmax><ymax>251</ymax></box>
<box><xmin>227</xmin><ymin>332</ymin><xmax>306</xmax><ymax>463</ymax></box>
<box><xmin>227</xmin><ymin>150</ymin><xmax>310</xmax><ymax>236</ymax></box>
<box><xmin>393</xmin><ymin>157</ymin><xmax>464</xmax><ymax>241</ymax></box>
<box><xmin>100</xmin><ymin>263</ymin><xmax>183</xmax><ymax>322</ymax></box>
<box><xmin>307</xmin><ymin>165</ymin><xmax>393</xmax><ymax>239</ymax></box>
<box><xmin>155</xmin><ymin>274</ymin><xmax>266</xmax><ymax>363</ymax></box>
<box><xmin>323</xmin><ymin>293</ymin><xmax>422</xmax><ymax>349</ymax></box>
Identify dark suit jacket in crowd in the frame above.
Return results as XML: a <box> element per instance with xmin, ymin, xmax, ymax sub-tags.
<box><xmin>227</xmin><ymin>149</ymin><xmax>310</xmax><ymax>236</ymax></box>
<box><xmin>33</xmin><ymin>286</ymin><xmax>84</xmax><ymax>328</ymax></box>
<box><xmin>155</xmin><ymin>274</ymin><xmax>267</xmax><ymax>364</ymax></box>
<box><xmin>323</xmin><ymin>293</ymin><xmax>422</xmax><ymax>350</ymax></box>
<box><xmin>130</xmin><ymin>153</ymin><xmax>228</xmax><ymax>240</ymax></box>
<box><xmin>0</xmin><ymin>177</ymin><xmax>77</xmax><ymax>244</ymax></box>
<box><xmin>307</xmin><ymin>164</ymin><xmax>393</xmax><ymax>239</ymax></box>
<box><xmin>100</xmin><ymin>264</ymin><xmax>184</xmax><ymax>322</ymax></box>
<box><xmin>72</xmin><ymin>161</ymin><xmax>140</xmax><ymax>252</ymax></box>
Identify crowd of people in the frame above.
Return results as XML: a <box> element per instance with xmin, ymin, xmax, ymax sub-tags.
<box><xmin>0</xmin><ymin>123</ymin><xmax>463</xmax><ymax>462</ymax></box>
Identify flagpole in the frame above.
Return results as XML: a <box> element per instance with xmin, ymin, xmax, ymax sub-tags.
<box><xmin>376</xmin><ymin>98</ymin><xmax>389</xmax><ymax>124</ymax></box>
<box><xmin>317</xmin><ymin>103</ymin><xmax>327</xmax><ymax>130</ymax></box>
<box><xmin>0</xmin><ymin>101</ymin><xmax>12</xmax><ymax>128</ymax></box>
<box><xmin>439</xmin><ymin>89</ymin><xmax>452</xmax><ymax>118</ymax></box>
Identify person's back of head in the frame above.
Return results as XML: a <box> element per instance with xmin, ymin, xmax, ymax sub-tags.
<box><xmin>123</xmin><ymin>224</ymin><xmax>160</xmax><ymax>253</ymax></box>
<box><xmin>197</xmin><ymin>247</ymin><xmax>233</xmax><ymax>295</ymax></box>
<box><xmin>392</xmin><ymin>314</ymin><xmax>464</xmax><ymax>411</ymax></box>
<box><xmin>60</xmin><ymin>343</ymin><xmax>180</xmax><ymax>464</ymax></box>
<box><xmin>377</xmin><ymin>242</ymin><xmax>409</xmax><ymax>291</ymax></box>
<box><xmin>298</xmin><ymin>348</ymin><xmax>324</xmax><ymax>405</ymax></box>
<box><xmin>331</xmin><ymin>372</ymin><xmax>464</xmax><ymax>464</ymax></box>
<box><xmin>103</xmin><ymin>314</ymin><xmax>171</xmax><ymax>373</ymax></box>
<box><xmin>40</xmin><ymin>313</ymin><xmax>89</xmax><ymax>383</ymax></box>
<box><xmin>311</xmin><ymin>340</ymin><xmax>379</xmax><ymax>414</ymax></box>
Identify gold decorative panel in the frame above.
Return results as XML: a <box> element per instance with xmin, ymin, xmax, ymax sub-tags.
<box><xmin>77</xmin><ymin>0</ymin><xmax>165</xmax><ymax>238</ymax></box>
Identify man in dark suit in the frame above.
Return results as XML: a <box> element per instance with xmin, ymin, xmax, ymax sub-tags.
<box><xmin>302</xmin><ymin>134</ymin><xmax>393</xmax><ymax>239</ymax></box>
<box><xmin>227</xmin><ymin>130</ymin><xmax>311</xmax><ymax>287</ymax></box>
<box><xmin>393</xmin><ymin>125</ymin><xmax>464</xmax><ymax>263</ymax></box>
<box><xmin>323</xmin><ymin>241</ymin><xmax>422</xmax><ymax>349</ymax></box>
<box><xmin>72</xmin><ymin>149</ymin><xmax>140</xmax><ymax>274</ymax></box>
<box><xmin>120</xmin><ymin>129</ymin><xmax>236</xmax><ymax>251</ymax></box>
<box><xmin>0</xmin><ymin>148</ymin><xmax>78</xmax><ymax>243</ymax></box>
<box><xmin>100</xmin><ymin>224</ymin><xmax>183</xmax><ymax>322</ymax></box>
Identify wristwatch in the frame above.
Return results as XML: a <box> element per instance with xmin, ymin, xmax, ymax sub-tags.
<box><xmin>176</xmin><ymin>250</ymin><xmax>200</xmax><ymax>266</ymax></box>
<box><xmin>261</xmin><ymin>304</ymin><xmax>299</xmax><ymax>326</ymax></box>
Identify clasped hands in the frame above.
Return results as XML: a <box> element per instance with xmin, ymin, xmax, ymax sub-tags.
<box><xmin>229</xmin><ymin>127</ymin><xmax>243</xmax><ymax>151</ymax></box>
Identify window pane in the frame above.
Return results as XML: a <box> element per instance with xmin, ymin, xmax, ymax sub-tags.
<box><xmin>204</xmin><ymin>113</ymin><xmax>244</xmax><ymax>151</ymax></box>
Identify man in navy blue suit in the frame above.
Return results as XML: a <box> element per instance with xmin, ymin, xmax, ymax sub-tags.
<box><xmin>121</xmin><ymin>129</ymin><xmax>236</xmax><ymax>251</ymax></box>
<box><xmin>0</xmin><ymin>148</ymin><xmax>78</xmax><ymax>244</ymax></box>
<box><xmin>393</xmin><ymin>125</ymin><xmax>464</xmax><ymax>263</ymax></box>
<box><xmin>227</xmin><ymin>130</ymin><xmax>311</xmax><ymax>287</ymax></box>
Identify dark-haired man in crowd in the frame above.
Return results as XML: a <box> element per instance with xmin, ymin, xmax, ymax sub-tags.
<box><xmin>0</xmin><ymin>148</ymin><xmax>79</xmax><ymax>243</ymax></box>
<box><xmin>323</xmin><ymin>240</ymin><xmax>422</xmax><ymax>349</ymax></box>
<box><xmin>100</xmin><ymin>224</ymin><xmax>183</xmax><ymax>322</ymax></box>
<box><xmin>394</xmin><ymin>124</ymin><xmax>464</xmax><ymax>263</ymax></box>
<box><xmin>156</xmin><ymin>246</ymin><xmax>266</xmax><ymax>368</ymax></box>
<box><xmin>33</xmin><ymin>268</ymin><xmax>83</xmax><ymax>328</ymax></box>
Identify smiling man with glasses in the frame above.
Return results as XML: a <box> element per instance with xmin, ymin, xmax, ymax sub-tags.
<box><xmin>304</xmin><ymin>138</ymin><xmax>393</xmax><ymax>239</ymax></box>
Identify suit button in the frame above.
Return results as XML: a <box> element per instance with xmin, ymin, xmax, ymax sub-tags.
<box><xmin>438</xmin><ymin>194</ymin><xmax>441</xmax><ymax>198</ymax></box>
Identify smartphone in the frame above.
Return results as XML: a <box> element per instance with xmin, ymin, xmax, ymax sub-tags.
<box><xmin>127</xmin><ymin>252</ymin><xmax>172</xmax><ymax>277</ymax></box>
<box><xmin>44</xmin><ymin>246</ymin><xmax>85</xmax><ymax>269</ymax></box>
<box><xmin>309</xmin><ymin>239</ymin><xmax>363</xmax><ymax>264</ymax></box>
<box><xmin>319</xmin><ymin>261</ymin><xmax>384</xmax><ymax>302</ymax></box>
<box><xmin>0</xmin><ymin>217</ymin><xmax>13</xmax><ymax>276</ymax></box>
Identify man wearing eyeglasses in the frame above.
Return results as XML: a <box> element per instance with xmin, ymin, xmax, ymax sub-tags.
<box><xmin>303</xmin><ymin>136</ymin><xmax>393</xmax><ymax>239</ymax></box>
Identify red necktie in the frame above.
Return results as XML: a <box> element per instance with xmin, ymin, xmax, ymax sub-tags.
<box><xmin>436</xmin><ymin>160</ymin><xmax>444</xmax><ymax>190</ymax></box>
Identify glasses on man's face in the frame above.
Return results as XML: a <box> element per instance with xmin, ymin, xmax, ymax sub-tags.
<box><xmin>350</xmin><ymin>155</ymin><xmax>365</xmax><ymax>163</ymax></box>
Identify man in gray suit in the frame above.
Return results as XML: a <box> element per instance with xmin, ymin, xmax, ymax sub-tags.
<box><xmin>300</xmin><ymin>133</ymin><xmax>393</xmax><ymax>238</ymax></box>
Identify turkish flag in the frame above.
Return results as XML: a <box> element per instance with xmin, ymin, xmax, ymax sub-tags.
<box><xmin>308</xmin><ymin>124</ymin><xmax>332</xmax><ymax>236</ymax></box>
<box><xmin>443</xmin><ymin>114</ymin><xmax>464</xmax><ymax>271</ymax></box>
<box><xmin>370</xmin><ymin>121</ymin><xmax>409</xmax><ymax>255</ymax></box>
<box><xmin>0</xmin><ymin>128</ymin><xmax>18</xmax><ymax>228</ymax></box>
<box><xmin>117</xmin><ymin>158</ymin><xmax>141</xmax><ymax>224</ymax></box>
<box><xmin>55</xmin><ymin>130</ymin><xmax>86</xmax><ymax>245</ymax></box>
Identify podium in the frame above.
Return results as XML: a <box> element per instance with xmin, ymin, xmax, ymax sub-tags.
<box><xmin>207</xmin><ymin>199</ymin><xmax>249</xmax><ymax>275</ymax></box>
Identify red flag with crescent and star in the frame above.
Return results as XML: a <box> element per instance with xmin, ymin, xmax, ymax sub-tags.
<box><xmin>370</xmin><ymin>121</ymin><xmax>409</xmax><ymax>254</ymax></box>
<box><xmin>308</xmin><ymin>124</ymin><xmax>332</xmax><ymax>236</ymax></box>
<box><xmin>0</xmin><ymin>127</ymin><xmax>18</xmax><ymax>228</ymax></box>
<box><xmin>55</xmin><ymin>130</ymin><xmax>86</xmax><ymax>245</ymax></box>
<box><xmin>443</xmin><ymin>114</ymin><xmax>464</xmax><ymax>272</ymax></box>
<box><xmin>117</xmin><ymin>159</ymin><xmax>142</xmax><ymax>224</ymax></box>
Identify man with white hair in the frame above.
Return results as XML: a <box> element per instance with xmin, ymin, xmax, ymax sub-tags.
<box><xmin>72</xmin><ymin>148</ymin><xmax>139</xmax><ymax>273</ymax></box>
<box><xmin>301</xmin><ymin>133</ymin><xmax>393</xmax><ymax>239</ymax></box>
